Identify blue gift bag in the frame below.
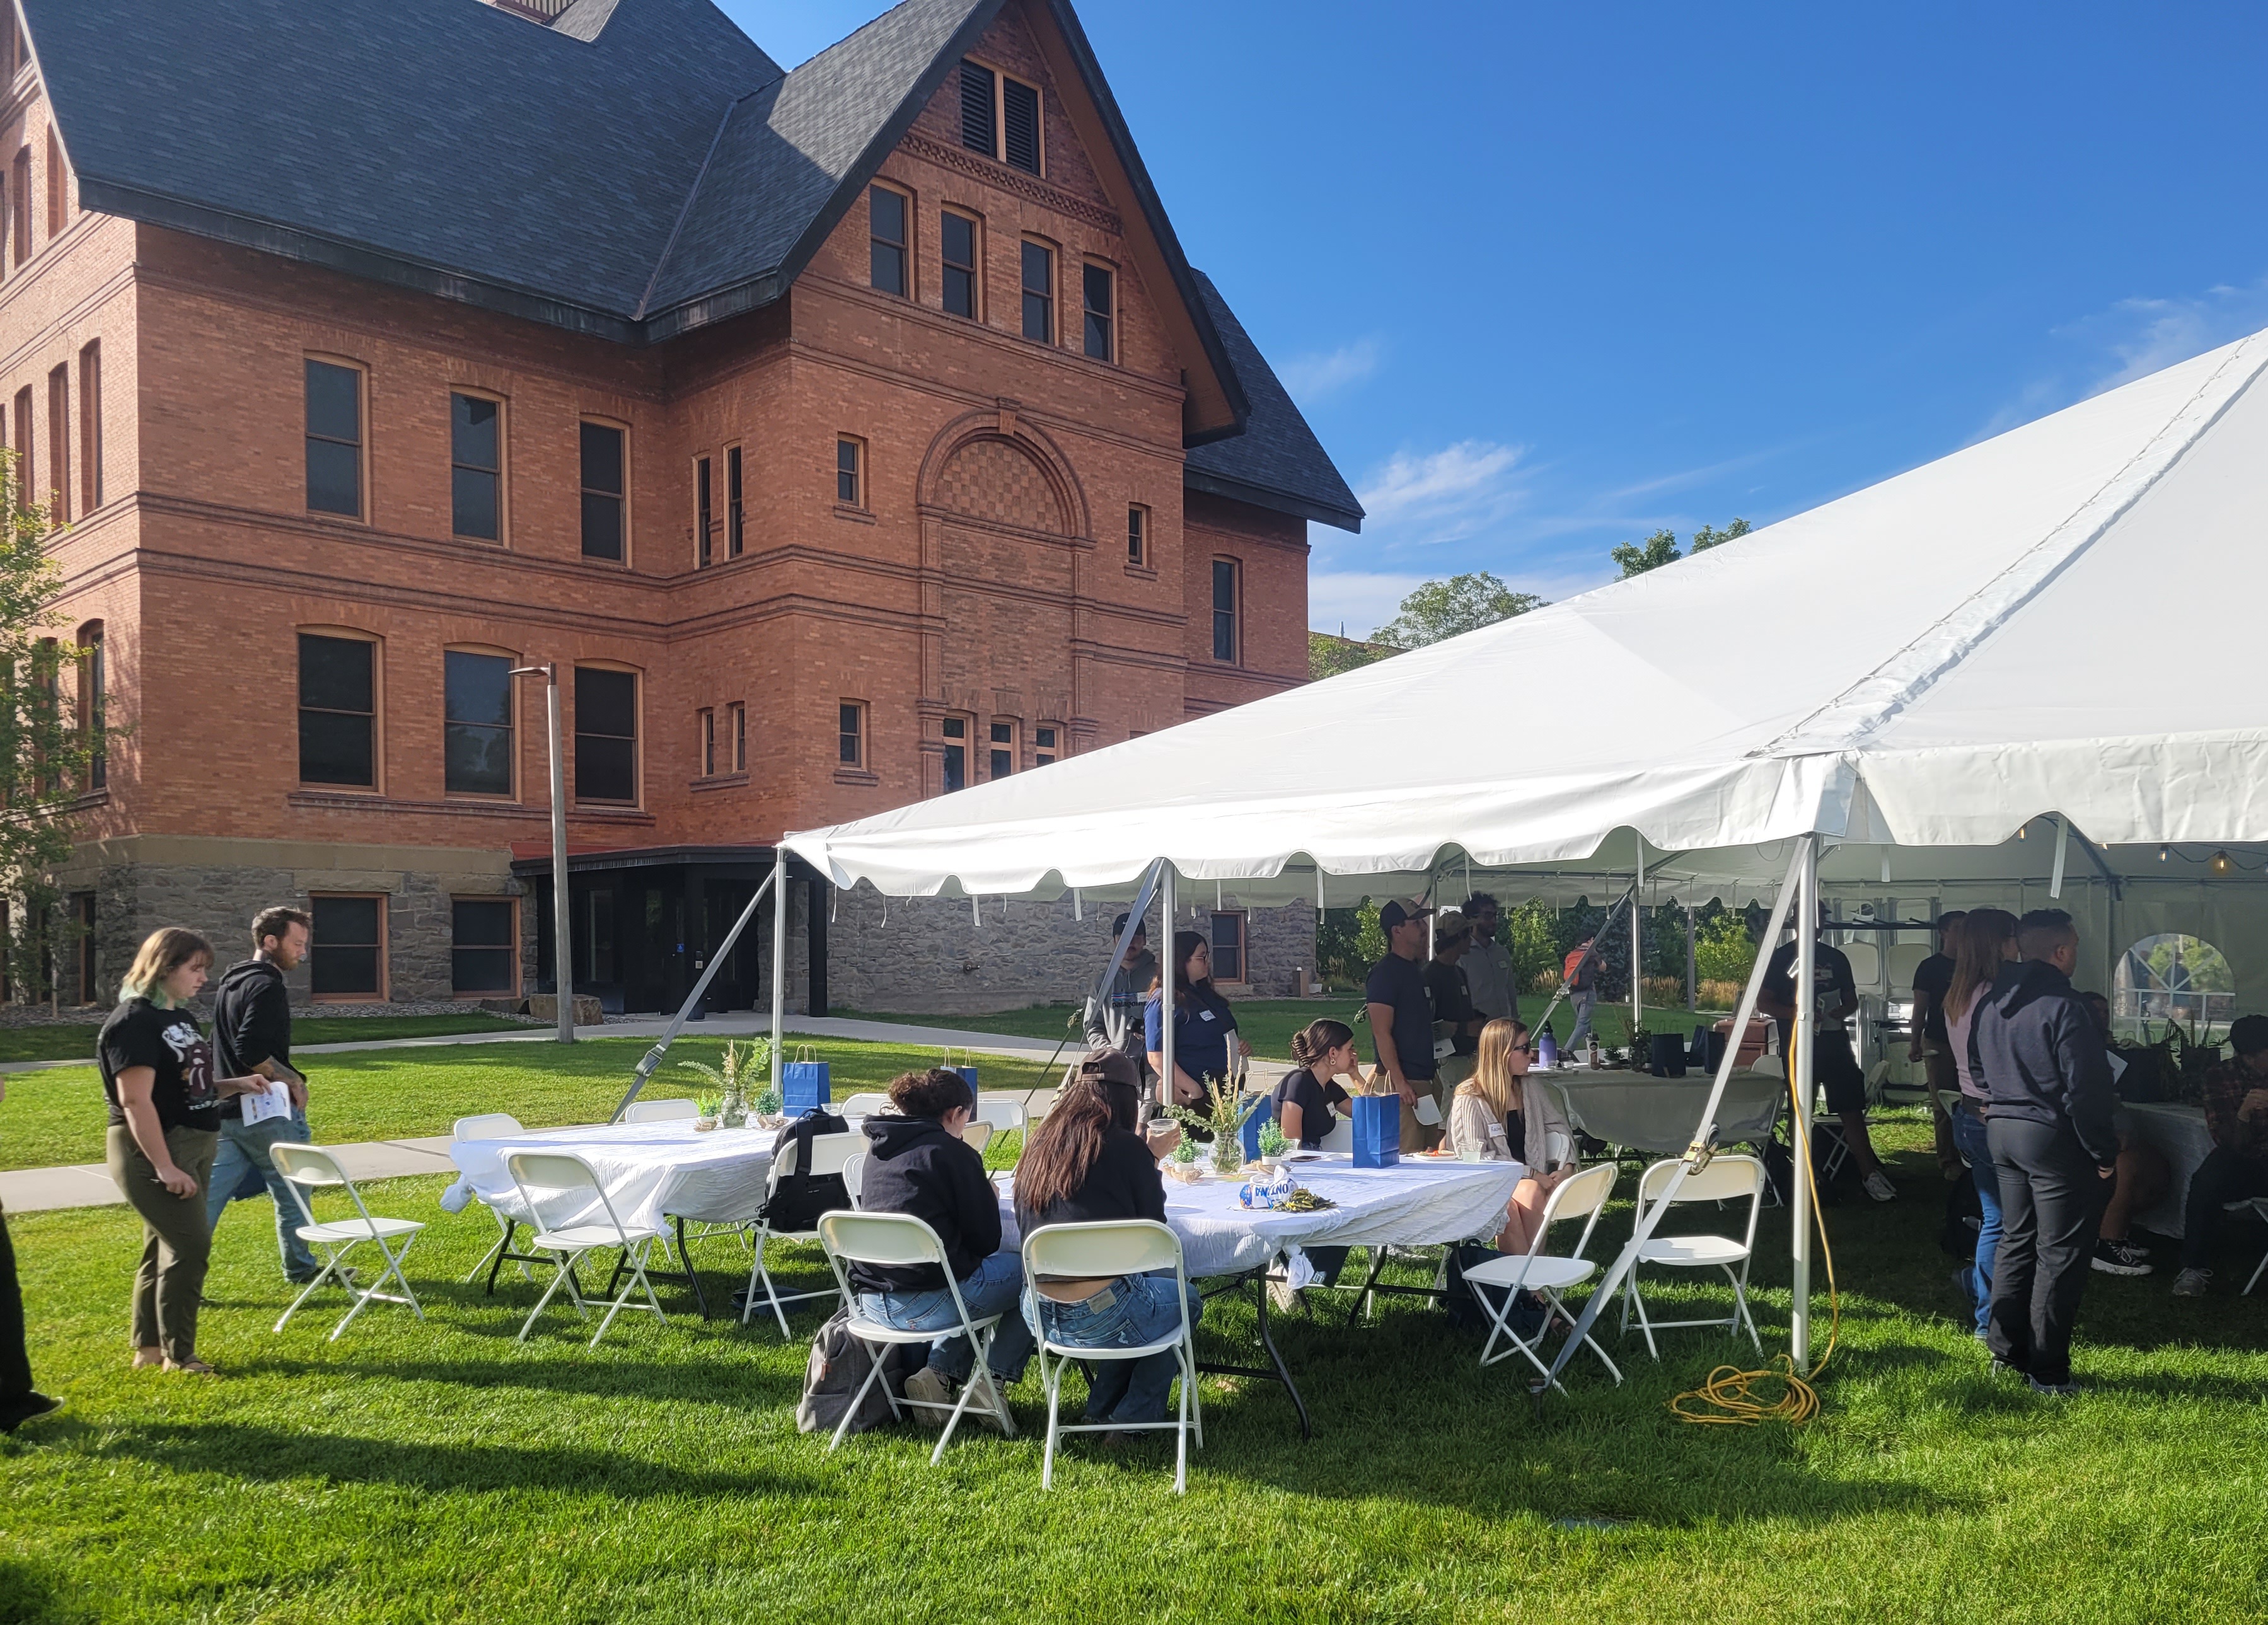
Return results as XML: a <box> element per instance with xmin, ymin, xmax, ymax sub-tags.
<box><xmin>1240</xmin><ymin>1093</ymin><xmax>1275</xmax><ymax>1162</ymax></box>
<box><xmin>782</xmin><ymin>1044</ymin><xmax>831</xmax><ymax>1112</ymax></box>
<box><xmin>941</xmin><ymin>1049</ymin><xmax>979</xmax><ymax>1098</ymax></box>
<box><xmin>1351</xmin><ymin>1094</ymin><xmax>1400</xmax><ymax>1168</ymax></box>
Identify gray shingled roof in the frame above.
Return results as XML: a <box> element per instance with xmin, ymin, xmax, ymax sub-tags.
<box><xmin>28</xmin><ymin>0</ymin><xmax>1357</xmax><ymax>528</ymax></box>
<box><xmin>1185</xmin><ymin>273</ymin><xmax>1365</xmax><ymax>532</ymax></box>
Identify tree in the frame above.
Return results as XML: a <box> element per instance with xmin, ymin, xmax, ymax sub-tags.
<box><xmin>0</xmin><ymin>448</ymin><xmax>94</xmax><ymax>1007</ymax></box>
<box><xmin>1372</xmin><ymin>572</ymin><xmax>1545</xmax><ymax>649</ymax></box>
<box><xmin>1308</xmin><ymin>630</ymin><xmax>1397</xmax><ymax>681</ymax></box>
<box><xmin>1611</xmin><ymin>518</ymin><xmax>1750</xmax><ymax>579</ymax></box>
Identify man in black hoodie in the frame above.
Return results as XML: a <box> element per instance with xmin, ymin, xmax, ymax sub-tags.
<box><xmin>206</xmin><ymin>906</ymin><xmax>320</xmax><ymax>1284</ymax></box>
<box><xmin>1972</xmin><ymin>908</ymin><xmax>2117</xmax><ymax>1396</ymax></box>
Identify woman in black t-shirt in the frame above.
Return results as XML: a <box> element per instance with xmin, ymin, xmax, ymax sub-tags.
<box><xmin>1015</xmin><ymin>1051</ymin><xmax>1203</xmax><ymax>1431</ymax></box>
<box><xmin>1272</xmin><ymin>1019</ymin><xmax>1362</xmax><ymax>1149</ymax></box>
<box><xmin>99</xmin><ymin>928</ymin><xmax>262</xmax><ymax>1374</ymax></box>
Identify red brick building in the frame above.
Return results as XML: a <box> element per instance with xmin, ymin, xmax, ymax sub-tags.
<box><xmin>10</xmin><ymin>0</ymin><xmax>1360</xmax><ymax>1012</ymax></box>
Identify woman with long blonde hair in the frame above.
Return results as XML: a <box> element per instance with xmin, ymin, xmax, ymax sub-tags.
<box><xmin>1945</xmin><ymin>908</ymin><xmax>2018</xmax><ymax>1337</ymax></box>
<box><xmin>1448</xmin><ymin>1017</ymin><xmax>1577</xmax><ymax>1252</ymax></box>
<box><xmin>97</xmin><ymin>928</ymin><xmax>265</xmax><ymax>1373</ymax></box>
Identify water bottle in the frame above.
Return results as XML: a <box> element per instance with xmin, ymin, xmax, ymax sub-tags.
<box><xmin>1537</xmin><ymin>1027</ymin><xmax>1559</xmax><ymax>1069</ymax></box>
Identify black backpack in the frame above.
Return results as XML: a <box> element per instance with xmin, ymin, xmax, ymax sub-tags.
<box><xmin>1441</xmin><ymin>1242</ymin><xmax>1548</xmax><ymax>1338</ymax></box>
<box><xmin>796</xmin><ymin>1305</ymin><xmax>920</xmax><ymax>1436</ymax></box>
<box><xmin>766</xmin><ymin>1107</ymin><xmax>852</xmax><ymax>1232</ymax></box>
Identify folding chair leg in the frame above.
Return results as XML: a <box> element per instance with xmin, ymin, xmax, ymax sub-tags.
<box><xmin>274</xmin><ymin>1253</ymin><xmax>342</xmax><ymax>1333</ymax></box>
<box><xmin>1728</xmin><ymin>1266</ymin><xmax>1762</xmax><ymax>1351</ymax></box>
<box><xmin>1546</xmin><ymin>1288</ymin><xmax>1622</xmax><ymax>1384</ymax></box>
<box><xmin>1173</xmin><ymin>1352</ymin><xmax>1190</xmax><ymax>1495</ymax></box>
<box><xmin>518</xmin><ymin>1251</ymin><xmax>583</xmax><ymax>1343</ymax></box>
<box><xmin>2247</xmin><ymin>1246</ymin><xmax>2268</xmax><ymax>1297</ymax></box>
<box><xmin>1040</xmin><ymin>1351</ymin><xmax>1063</xmax><ymax>1491</ymax></box>
<box><xmin>830</xmin><ymin>1346</ymin><xmax>893</xmax><ymax>1454</ymax></box>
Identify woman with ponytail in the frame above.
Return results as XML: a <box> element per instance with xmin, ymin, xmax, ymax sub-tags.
<box><xmin>1448</xmin><ymin>1017</ymin><xmax>1577</xmax><ymax>1252</ymax></box>
<box><xmin>1271</xmin><ymin>1019</ymin><xmax>1362</xmax><ymax>1150</ymax></box>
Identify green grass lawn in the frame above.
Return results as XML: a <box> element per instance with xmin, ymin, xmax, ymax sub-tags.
<box><xmin>5</xmin><ymin>1106</ymin><xmax>2265</xmax><ymax>1621</ymax></box>
<box><xmin>840</xmin><ymin>995</ymin><xmax>1713</xmax><ymax>1061</ymax></box>
<box><xmin>0</xmin><ymin>1011</ymin><xmax>537</xmax><ymax>1065</ymax></box>
<box><xmin>0</xmin><ymin>1037</ymin><xmax>1065</xmax><ymax>1171</ymax></box>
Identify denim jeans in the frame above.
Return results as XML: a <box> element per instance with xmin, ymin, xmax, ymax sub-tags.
<box><xmin>1569</xmin><ymin>988</ymin><xmax>1598</xmax><ymax>1050</ymax></box>
<box><xmin>205</xmin><ymin>1109</ymin><xmax>320</xmax><ymax>1281</ymax></box>
<box><xmin>1022</xmin><ymin>1269</ymin><xmax>1203</xmax><ymax>1425</ymax></box>
<box><xmin>856</xmin><ymin>1249</ymin><xmax>1034</xmax><ymax>1384</ymax></box>
<box><xmin>1950</xmin><ymin>1104</ymin><xmax>1999</xmax><ymax>1334</ymax></box>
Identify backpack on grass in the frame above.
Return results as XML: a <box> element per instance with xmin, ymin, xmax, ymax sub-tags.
<box><xmin>796</xmin><ymin>1306</ymin><xmax>918</xmax><ymax>1436</ymax></box>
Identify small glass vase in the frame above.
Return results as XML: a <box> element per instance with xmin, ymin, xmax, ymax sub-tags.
<box><xmin>1210</xmin><ymin>1130</ymin><xmax>1243</xmax><ymax>1175</ymax></box>
<box><xmin>719</xmin><ymin>1091</ymin><xmax>746</xmax><ymax>1129</ymax></box>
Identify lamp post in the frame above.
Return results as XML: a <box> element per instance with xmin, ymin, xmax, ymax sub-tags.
<box><xmin>510</xmin><ymin>663</ymin><xmax>574</xmax><ymax>1044</ymax></box>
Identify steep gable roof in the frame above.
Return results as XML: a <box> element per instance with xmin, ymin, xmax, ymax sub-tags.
<box><xmin>1184</xmin><ymin>273</ymin><xmax>1365</xmax><ymax>533</ymax></box>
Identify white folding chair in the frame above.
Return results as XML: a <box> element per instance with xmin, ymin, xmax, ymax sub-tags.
<box><xmin>622</xmin><ymin>1097</ymin><xmax>699</xmax><ymax>1124</ymax></box>
<box><xmin>1316</xmin><ymin>1114</ymin><xmax>1353</xmax><ymax>1154</ymax></box>
<box><xmin>841</xmin><ymin>1151</ymin><xmax>869</xmax><ymax>1210</ymax></box>
<box><xmin>454</xmin><ymin>1113</ymin><xmax>537</xmax><ymax>1285</ymax></box>
<box><xmin>504</xmin><ymin>1150</ymin><xmax>669</xmax><ymax>1349</ymax></box>
<box><xmin>1021</xmin><ymin>1220</ymin><xmax>1201</xmax><ymax>1493</ymax></box>
<box><xmin>744</xmin><ymin>1130</ymin><xmax>864</xmax><ymax>1334</ymax></box>
<box><xmin>1619</xmin><ymin>1155</ymin><xmax>1766</xmax><ymax>1358</ymax></box>
<box><xmin>2230</xmin><ymin>1198</ymin><xmax>2268</xmax><ymax>1295</ymax></box>
<box><xmin>817</xmin><ymin>1210</ymin><xmax>1017</xmax><ymax>1464</ymax></box>
<box><xmin>961</xmin><ymin>1119</ymin><xmax>996</xmax><ymax>1156</ymax></box>
<box><xmin>837</xmin><ymin>1092</ymin><xmax>893</xmax><ymax>1118</ymax></box>
<box><xmin>1462</xmin><ymin>1164</ymin><xmax>1622</xmax><ymax>1389</ymax></box>
<box><xmin>973</xmin><ymin>1097</ymin><xmax>1028</xmax><ymax>1135</ymax></box>
<box><xmin>269</xmin><ymin>1144</ymin><xmax>426</xmax><ymax>1341</ymax></box>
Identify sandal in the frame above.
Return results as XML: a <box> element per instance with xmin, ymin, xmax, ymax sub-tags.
<box><xmin>163</xmin><ymin>1357</ymin><xmax>219</xmax><ymax>1376</ymax></box>
<box><xmin>131</xmin><ymin>1347</ymin><xmax>164</xmax><ymax>1369</ymax></box>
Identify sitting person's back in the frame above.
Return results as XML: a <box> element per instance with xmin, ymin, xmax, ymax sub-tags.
<box><xmin>856</xmin><ymin>1104</ymin><xmax>997</xmax><ymax>1295</ymax></box>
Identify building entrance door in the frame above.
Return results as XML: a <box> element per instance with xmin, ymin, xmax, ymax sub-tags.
<box><xmin>623</xmin><ymin>882</ymin><xmax>685</xmax><ymax>1014</ymax></box>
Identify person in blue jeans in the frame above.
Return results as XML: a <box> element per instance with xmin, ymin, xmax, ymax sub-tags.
<box><xmin>206</xmin><ymin>908</ymin><xmax>320</xmax><ymax>1283</ymax></box>
<box><xmin>1945</xmin><ymin>909</ymin><xmax>2018</xmax><ymax>1335</ymax></box>
<box><xmin>1015</xmin><ymin>1051</ymin><xmax>1202</xmax><ymax>1435</ymax></box>
<box><xmin>852</xmin><ymin>1069</ymin><xmax>1033</xmax><ymax>1429</ymax></box>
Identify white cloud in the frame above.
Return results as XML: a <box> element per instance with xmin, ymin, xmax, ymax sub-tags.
<box><xmin>1278</xmin><ymin>337</ymin><xmax>1383</xmax><ymax>403</ymax></box>
<box><xmin>1355</xmin><ymin>440</ymin><xmax>1527</xmax><ymax>540</ymax></box>
<box><xmin>1307</xmin><ymin>571</ymin><xmax>1426</xmax><ymax>638</ymax></box>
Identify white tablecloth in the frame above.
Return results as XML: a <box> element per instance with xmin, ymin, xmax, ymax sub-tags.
<box><xmin>1539</xmin><ymin>1070</ymin><xmax>1785</xmax><ymax>1155</ymax></box>
<box><xmin>2123</xmin><ymin>1101</ymin><xmax>2215</xmax><ymax>1238</ymax></box>
<box><xmin>995</xmin><ymin>1155</ymin><xmax>1524</xmax><ymax>1278</ymax></box>
<box><xmin>445</xmin><ymin>1121</ymin><xmax>781</xmax><ymax>1232</ymax></box>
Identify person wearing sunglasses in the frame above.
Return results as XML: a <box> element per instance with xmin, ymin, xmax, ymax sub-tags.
<box><xmin>1448</xmin><ymin>1017</ymin><xmax>1578</xmax><ymax>1252</ymax></box>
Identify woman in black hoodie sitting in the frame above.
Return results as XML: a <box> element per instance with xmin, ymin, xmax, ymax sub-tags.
<box><xmin>1014</xmin><ymin>1051</ymin><xmax>1203</xmax><ymax>1431</ymax></box>
<box><xmin>854</xmin><ymin>1068</ymin><xmax>1033</xmax><ymax>1425</ymax></box>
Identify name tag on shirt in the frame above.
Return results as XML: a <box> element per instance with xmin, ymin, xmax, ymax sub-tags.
<box><xmin>1486</xmin><ymin>1121</ymin><xmax>1508</xmax><ymax>1140</ymax></box>
<box><xmin>1199</xmin><ymin>1009</ymin><xmax>1217</xmax><ymax>1022</ymax></box>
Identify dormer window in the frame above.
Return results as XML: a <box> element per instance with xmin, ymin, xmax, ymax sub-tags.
<box><xmin>959</xmin><ymin>59</ymin><xmax>1042</xmax><ymax>177</ymax></box>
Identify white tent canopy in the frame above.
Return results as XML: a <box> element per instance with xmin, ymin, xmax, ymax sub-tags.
<box><xmin>786</xmin><ymin>327</ymin><xmax>2268</xmax><ymax>918</ymax></box>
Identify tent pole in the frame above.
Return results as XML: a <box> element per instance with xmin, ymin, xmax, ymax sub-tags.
<box><xmin>1537</xmin><ymin>841</ymin><xmax>1808</xmax><ymax>1394</ymax></box>
<box><xmin>1158</xmin><ymin>864</ymin><xmax>1175</xmax><ymax>1119</ymax></box>
<box><xmin>1791</xmin><ymin>833</ymin><xmax>1820</xmax><ymax>1366</ymax></box>
<box><xmin>1631</xmin><ymin>852</ymin><xmax>1645</xmax><ymax>1038</ymax></box>
<box><xmin>607</xmin><ymin>868</ymin><xmax>775</xmax><ymax>1123</ymax></box>
<box><xmin>1686</xmin><ymin>901</ymin><xmax>1697</xmax><ymax>1011</ymax></box>
<box><xmin>769</xmin><ymin>847</ymin><xmax>787</xmax><ymax>1104</ymax></box>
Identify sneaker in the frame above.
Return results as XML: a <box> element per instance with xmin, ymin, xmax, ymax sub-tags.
<box><xmin>1863</xmin><ymin>1171</ymin><xmax>1897</xmax><ymax>1203</ymax></box>
<box><xmin>901</xmin><ymin>1365</ymin><xmax>957</xmax><ymax>1431</ymax></box>
<box><xmin>2027</xmin><ymin>1375</ymin><xmax>2080</xmax><ymax>1398</ymax></box>
<box><xmin>0</xmin><ymin>1392</ymin><xmax>62</xmax><ymax>1432</ymax></box>
<box><xmin>2091</xmin><ymin>1238</ymin><xmax>2153</xmax><ymax>1276</ymax></box>
<box><xmin>1988</xmin><ymin>1356</ymin><xmax>2027</xmax><ymax>1382</ymax></box>
<box><xmin>2172</xmin><ymin>1267</ymin><xmax>2211</xmax><ymax>1298</ymax></box>
<box><xmin>970</xmin><ymin>1372</ymin><xmax>1016</xmax><ymax>1435</ymax></box>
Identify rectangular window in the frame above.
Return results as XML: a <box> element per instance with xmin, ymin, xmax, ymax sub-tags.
<box><xmin>579</xmin><ymin>420</ymin><xmax>625</xmax><ymax>561</ymax></box>
<box><xmin>729</xmin><ymin>702</ymin><xmax>746</xmax><ymax>772</ymax></box>
<box><xmin>44</xmin><ymin>363</ymin><xmax>66</xmax><ymax>524</ymax></box>
<box><xmin>942</xmin><ymin>210</ymin><xmax>978</xmax><ymax>319</ymax></box>
<box><xmin>444</xmin><ymin>649</ymin><xmax>514</xmax><ymax>797</ymax></box>
<box><xmin>574</xmin><ymin>666</ymin><xmax>637</xmax><ymax>803</ymax></box>
<box><xmin>836</xmin><ymin>437</ymin><xmax>862</xmax><ymax>506</ymax></box>
<box><xmin>451</xmin><ymin>898</ymin><xmax>516</xmax><ymax>997</ymax></box>
<box><xmin>1021</xmin><ymin>241</ymin><xmax>1053</xmax><ymax>343</ymax></box>
<box><xmin>44</xmin><ymin>125</ymin><xmax>62</xmax><ymax>239</ymax></box>
<box><xmin>727</xmin><ymin>444</ymin><xmax>744</xmax><ymax>557</ymax></box>
<box><xmin>989</xmin><ymin>719</ymin><xmax>1014</xmax><ymax>780</ymax></box>
<box><xmin>1035</xmin><ymin>725</ymin><xmax>1057</xmax><ymax>766</ymax></box>
<box><xmin>869</xmin><ymin>184</ymin><xmax>908</xmax><ymax>297</ymax></box>
<box><xmin>298</xmin><ymin>632</ymin><xmax>375</xmax><ymax>787</ymax></box>
<box><xmin>695</xmin><ymin>454</ymin><xmax>713</xmax><ymax>567</ymax></box>
<box><xmin>1127</xmin><ymin>504</ymin><xmax>1146</xmax><ymax>566</ymax></box>
<box><xmin>10</xmin><ymin>147</ymin><xmax>27</xmax><ymax>263</ymax></box>
<box><xmin>941</xmin><ymin>716</ymin><xmax>965</xmax><ymax>792</ymax></box>
<box><xmin>959</xmin><ymin>59</ymin><xmax>995</xmax><ymax>156</ymax></box>
<box><xmin>1210</xmin><ymin>911</ymin><xmax>1246</xmax><ymax>983</ymax></box>
<box><xmin>1212</xmin><ymin>558</ymin><xmax>1240</xmax><ymax>664</ymax></box>
<box><xmin>1002</xmin><ymin>76</ymin><xmax>1041</xmax><ymax>175</ymax></box>
<box><xmin>1082</xmin><ymin>263</ymin><xmax>1114</xmax><ymax>361</ymax></box>
<box><xmin>304</xmin><ymin>359</ymin><xmax>362</xmax><ymax>519</ymax></box>
<box><xmin>79</xmin><ymin>622</ymin><xmax>103</xmax><ymax>790</ymax></box>
<box><xmin>699</xmin><ymin>707</ymin><xmax>716</xmax><ymax>777</ymax></box>
<box><xmin>450</xmin><ymin>392</ymin><xmax>501</xmax><ymax>541</ymax></box>
<box><xmin>78</xmin><ymin>341</ymin><xmax>98</xmax><ymax>511</ymax></box>
<box><xmin>311</xmin><ymin>894</ymin><xmax>385</xmax><ymax>1000</ymax></box>
<box><xmin>9</xmin><ymin>385</ymin><xmax>25</xmax><ymax>513</ymax></box>
<box><xmin>838</xmin><ymin>701</ymin><xmax>865</xmax><ymax>768</ymax></box>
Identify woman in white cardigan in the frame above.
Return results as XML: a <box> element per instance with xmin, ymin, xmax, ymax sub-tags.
<box><xmin>1446</xmin><ymin>1017</ymin><xmax>1578</xmax><ymax>1252</ymax></box>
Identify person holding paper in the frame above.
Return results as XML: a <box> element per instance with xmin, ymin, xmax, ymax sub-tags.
<box><xmin>1448</xmin><ymin>1019</ymin><xmax>1576</xmax><ymax>1252</ymax></box>
<box><xmin>207</xmin><ymin>907</ymin><xmax>321</xmax><ymax>1285</ymax></box>
<box><xmin>100</xmin><ymin>928</ymin><xmax>268</xmax><ymax>1374</ymax></box>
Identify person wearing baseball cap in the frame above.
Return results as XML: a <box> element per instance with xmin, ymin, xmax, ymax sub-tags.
<box><xmin>1365</xmin><ymin>898</ymin><xmax>1442</xmax><ymax>1152</ymax></box>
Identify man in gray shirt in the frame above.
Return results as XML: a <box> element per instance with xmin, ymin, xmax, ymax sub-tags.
<box><xmin>1083</xmin><ymin>913</ymin><xmax>1159</xmax><ymax>1082</ymax></box>
<box><xmin>1459</xmin><ymin>892</ymin><xmax>1515</xmax><ymax>1024</ymax></box>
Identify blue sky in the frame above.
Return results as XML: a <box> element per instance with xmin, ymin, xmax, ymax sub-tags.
<box><xmin>726</xmin><ymin>1</ymin><xmax>2268</xmax><ymax>635</ymax></box>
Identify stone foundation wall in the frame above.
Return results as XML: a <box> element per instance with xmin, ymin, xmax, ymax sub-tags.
<box><xmin>822</xmin><ymin>886</ymin><xmax>1316</xmax><ymax>1015</ymax></box>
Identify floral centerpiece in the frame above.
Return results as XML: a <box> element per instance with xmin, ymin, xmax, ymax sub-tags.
<box><xmin>680</xmin><ymin>1038</ymin><xmax>773</xmax><ymax>1127</ymax></box>
<box><xmin>1168</xmin><ymin>1076</ymin><xmax>1264</xmax><ymax>1174</ymax></box>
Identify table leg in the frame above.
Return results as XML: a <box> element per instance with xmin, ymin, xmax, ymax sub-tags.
<box><xmin>1196</xmin><ymin>1269</ymin><xmax>1312</xmax><ymax>1440</ymax></box>
<box><xmin>608</xmin><ymin>1220</ymin><xmax>713</xmax><ymax>1318</ymax></box>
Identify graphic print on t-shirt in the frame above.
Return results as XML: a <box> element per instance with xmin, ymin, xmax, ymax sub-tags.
<box><xmin>163</xmin><ymin>1017</ymin><xmax>217</xmax><ymax>1111</ymax></box>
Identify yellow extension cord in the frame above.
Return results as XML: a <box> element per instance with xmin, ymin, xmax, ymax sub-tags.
<box><xmin>1667</xmin><ymin>1048</ymin><xmax>1843</xmax><ymax>1426</ymax></box>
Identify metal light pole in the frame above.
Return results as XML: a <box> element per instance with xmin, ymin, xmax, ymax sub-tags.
<box><xmin>511</xmin><ymin>663</ymin><xmax>574</xmax><ymax>1044</ymax></box>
